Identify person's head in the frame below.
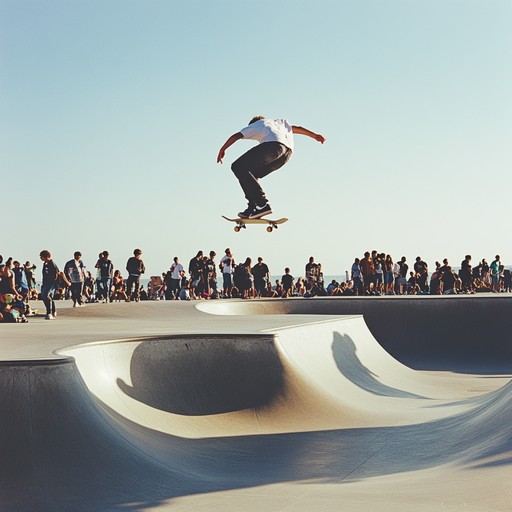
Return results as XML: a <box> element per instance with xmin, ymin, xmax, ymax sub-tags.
<box><xmin>495</xmin><ymin>255</ymin><xmax>500</xmax><ymax>261</ymax></box>
<box><xmin>225</xmin><ymin>248</ymin><xmax>231</xmax><ymax>255</ymax></box>
<box><xmin>39</xmin><ymin>250</ymin><xmax>51</xmax><ymax>262</ymax></box>
<box><xmin>102</xmin><ymin>251</ymin><xmax>109</xmax><ymax>259</ymax></box>
<box><xmin>354</xmin><ymin>257</ymin><xmax>360</xmax><ymax>264</ymax></box>
<box><xmin>364</xmin><ymin>251</ymin><xmax>370</xmax><ymax>258</ymax></box>
<box><xmin>416</xmin><ymin>256</ymin><xmax>421</xmax><ymax>262</ymax></box>
<box><xmin>134</xmin><ymin>248</ymin><xmax>142</xmax><ymax>258</ymax></box>
<box><xmin>114</xmin><ymin>269</ymin><xmax>121</xmax><ymax>277</ymax></box>
<box><xmin>14</xmin><ymin>261</ymin><xmax>21</xmax><ymax>268</ymax></box>
<box><xmin>258</xmin><ymin>257</ymin><xmax>263</xmax><ymax>264</ymax></box>
<box><xmin>309</xmin><ymin>256</ymin><xmax>315</xmax><ymax>263</ymax></box>
<box><xmin>196</xmin><ymin>250</ymin><xmax>203</xmax><ymax>258</ymax></box>
<box><xmin>248</xmin><ymin>115</ymin><xmax>265</xmax><ymax>125</ymax></box>
<box><xmin>401</xmin><ymin>256</ymin><xmax>406</xmax><ymax>262</ymax></box>
<box><xmin>209</xmin><ymin>250</ymin><xmax>216</xmax><ymax>259</ymax></box>
<box><xmin>443</xmin><ymin>258</ymin><xmax>448</xmax><ymax>265</ymax></box>
<box><xmin>244</xmin><ymin>257</ymin><xmax>252</xmax><ymax>267</ymax></box>
<box><xmin>174</xmin><ymin>256</ymin><xmax>179</xmax><ymax>263</ymax></box>
<box><xmin>74</xmin><ymin>251</ymin><xmax>81</xmax><ymax>260</ymax></box>
<box><xmin>465</xmin><ymin>254</ymin><xmax>471</xmax><ymax>261</ymax></box>
<box><xmin>285</xmin><ymin>267</ymin><xmax>290</xmax><ymax>274</ymax></box>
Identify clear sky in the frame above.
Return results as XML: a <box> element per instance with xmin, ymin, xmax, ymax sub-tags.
<box><xmin>2</xmin><ymin>0</ymin><xmax>511</xmax><ymax>278</ymax></box>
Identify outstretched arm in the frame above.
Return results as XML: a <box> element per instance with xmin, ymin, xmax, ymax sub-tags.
<box><xmin>292</xmin><ymin>125</ymin><xmax>326</xmax><ymax>144</ymax></box>
<box><xmin>217</xmin><ymin>132</ymin><xmax>244</xmax><ymax>163</ymax></box>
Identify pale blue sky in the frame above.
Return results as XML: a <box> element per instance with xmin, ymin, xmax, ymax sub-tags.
<box><xmin>2</xmin><ymin>0</ymin><xmax>511</xmax><ymax>278</ymax></box>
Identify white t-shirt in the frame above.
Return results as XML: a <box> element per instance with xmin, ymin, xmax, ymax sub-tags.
<box><xmin>171</xmin><ymin>263</ymin><xmax>184</xmax><ymax>280</ymax></box>
<box><xmin>220</xmin><ymin>254</ymin><xmax>234</xmax><ymax>274</ymax></box>
<box><xmin>240</xmin><ymin>118</ymin><xmax>294</xmax><ymax>151</ymax></box>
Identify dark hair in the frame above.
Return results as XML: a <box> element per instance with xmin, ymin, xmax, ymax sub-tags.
<box><xmin>248</xmin><ymin>115</ymin><xmax>265</xmax><ymax>125</ymax></box>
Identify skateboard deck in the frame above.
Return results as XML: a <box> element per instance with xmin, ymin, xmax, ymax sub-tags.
<box><xmin>222</xmin><ymin>215</ymin><xmax>288</xmax><ymax>233</ymax></box>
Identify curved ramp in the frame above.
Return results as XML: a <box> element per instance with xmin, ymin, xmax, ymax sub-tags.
<box><xmin>1</xmin><ymin>298</ymin><xmax>511</xmax><ymax>511</ymax></box>
<box><xmin>61</xmin><ymin>317</ymin><xmax>473</xmax><ymax>440</ymax></box>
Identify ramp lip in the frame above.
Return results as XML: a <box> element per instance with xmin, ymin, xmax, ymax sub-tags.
<box><xmin>0</xmin><ymin>356</ymin><xmax>75</xmax><ymax>367</ymax></box>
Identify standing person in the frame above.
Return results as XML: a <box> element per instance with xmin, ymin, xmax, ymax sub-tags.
<box><xmin>219</xmin><ymin>248</ymin><xmax>235</xmax><ymax>298</ymax></box>
<box><xmin>414</xmin><ymin>256</ymin><xmax>429</xmax><ymax>293</ymax></box>
<box><xmin>24</xmin><ymin>261</ymin><xmax>37</xmax><ymax>299</ymax></box>
<box><xmin>12</xmin><ymin>261</ymin><xmax>30</xmax><ymax>303</ymax></box>
<box><xmin>383</xmin><ymin>254</ymin><xmax>395</xmax><ymax>295</ymax></box>
<box><xmin>188</xmin><ymin>251</ymin><xmax>204</xmax><ymax>300</ymax></box>
<box><xmin>281</xmin><ymin>268</ymin><xmax>295</xmax><ymax>298</ymax></box>
<box><xmin>170</xmin><ymin>257</ymin><xmax>184</xmax><ymax>299</ymax></box>
<box><xmin>64</xmin><ymin>251</ymin><xmax>87</xmax><ymax>307</ymax></box>
<box><xmin>460</xmin><ymin>255</ymin><xmax>473</xmax><ymax>293</ymax></box>
<box><xmin>203</xmin><ymin>251</ymin><xmax>217</xmax><ymax>298</ymax></box>
<box><xmin>125</xmin><ymin>249</ymin><xmax>145</xmax><ymax>302</ymax></box>
<box><xmin>396</xmin><ymin>256</ymin><xmax>408</xmax><ymax>295</ymax></box>
<box><xmin>234</xmin><ymin>257</ymin><xmax>254</xmax><ymax>299</ymax></box>
<box><xmin>217</xmin><ymin>116</ymin><xmax>325</xmax><ymax>218</ymax></box>
<box><xmin>305</xmin><ymin>256</ymin><xmax>320</xmax><ymax>290</ymax></box>
<box><xmin>252</xmin><ymin>257</ymin><xmax>270</xmax><ymax>298</ymax></box>
<box><xmin>360</xmin><ymin>252</ymin><xmax>375</xmax><ymax>295</ymax></box>
<box><xmin>40</xmin><ymin>250</ymin><xmax>68</xmax><ymax>320</ymax></box>
<box><xmin>490</xmin><ymin>255</ymin><xmax>501</xmax><ymax>292</ymax></box>
<box><xmin>95</xmin><ymin>251</ymin><xmax>114</xmax><ymax>303</ymax></box>
<box><xmin>351</xmin><ymin>258</ymin><xmax>364</xmax><ymax>296</ymax></box>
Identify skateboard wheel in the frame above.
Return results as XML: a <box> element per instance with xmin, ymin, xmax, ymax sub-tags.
<box><xmin>266</xmin><ymin>226</ymin><xmax>273</xmax><ymax>233</ymax></box>
<box><xmin>234</xmin><ymin>226</ymin><xmax>240</xmax><ymax>232</ymax></box>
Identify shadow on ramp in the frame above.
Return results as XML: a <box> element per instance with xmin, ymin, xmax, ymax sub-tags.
<box><xmin>331</xmin><ymin>332</ymin><xmax>425</xmax><ymax>399</ymax></box>
<box><xmin>116</xmin><ymin>335</ymin><xmax>285</xmax><ymax>415</ymax></box>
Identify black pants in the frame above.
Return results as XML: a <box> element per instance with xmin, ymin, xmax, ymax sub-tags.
<box><xmin>70</xmin><ymin>282</ymin><xmax>83</xmax><ymax>305</ymax></box>
<box><xmin>231</xmin><ymin>142</ymin><xmax>292</xmax><ymax>206</ymax></box>
<box><xmin>126</xmin><ymin>275</ymin><xmax>141</xmax><ymax>300</ymax></box>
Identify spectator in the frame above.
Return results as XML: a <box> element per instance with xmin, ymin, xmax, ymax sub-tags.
<box><xmin>170</xmin><ymin>257</ymin><xmax>184</xmax><ymax>299</ymax></box>
<box><xmin>64</xmin><ymin>251</ymin><xmax>87</xmax><ymax>307</ymax></box>
<box><xmin>360</xmin><ymin>252</ymin><xmax>375</xmax><ymax>295</ymax></box>
<box><xmin>460</xmin><ymin>255</ymin><xmax>473</xmax><ymax>293</ymax></box>
<box><xmin>188</xmin><ymin>250</ymin><xmax>204</xmax><ymax>299</ymax></box>
<box><xmin>414</xmin><ymin>256</ymin><xmax>429</xmax><ymax>293</ymax></box>
<box><xmin>351</xmin><ymin>257</ymin><xmax>364</xmax><ymax>296</ymax></box>
<box><xmin>252</xmin><ymin>257</ymin><xmax>270</xmax><ymax>298</ymax></box>
<box><xmin>40</xmin><ymin>250</ymin><xmax>69</xmax><ymax>320</ymax></box>
<box><xmin>219</xmin><ymin>248</ymin><xmax>235</xmax><ymax>298</ymax></box>
<box><xmin>383</xmin><ymin>254</ymin><xmax>395</xmax><ymax>295</ymax></box>
<box><xmin>281</xmin><ymin>267</ymin><xmax>295</xmax><ymax>297</ymax></box>
<box><xmin>305</xmin><ymin>256</ymin><xmax>320</xmax><ymax>289</ymax></box>
<box><xmin>203</xmin><ymin>251</ymin><xmax>217</xmax><ymax>298</ymax></box>
<box><xmin>126</xmin><ymin>249</ymin><xmax>145</xmax><ymax>302</ymax></box>
<box><xmin>12</xmin><ymin>261</ymin><xmax>30</xmax><ymax>303</ymax></box>
<box><xmin>396</xmin><ymin>257</ymin><xmax>408</xmax><ymax>295</ymax></box>
<box><xmin>490</xmin><ymin>255</ymin><xmax>501</xmax><ymax>292</ymax></box>
<box><xmin>442</xmin><ymin>265</ymin><xmax>457</xmax><ymax>294</ymax></box>
<box><xmin>95</xmin><ymin>251</ymin><xmax>114</xmax><ymax>303</ymax></box>
<box><xmin>112</xmin><ymin>270</ymin><xmax>127</xmax><ymax>301</ymax></box>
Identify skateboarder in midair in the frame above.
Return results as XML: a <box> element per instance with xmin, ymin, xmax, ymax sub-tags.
<box><xmin>217</xmin><ymin>116</ymin><xmax>325</xmax><ymax>219</ymax></box>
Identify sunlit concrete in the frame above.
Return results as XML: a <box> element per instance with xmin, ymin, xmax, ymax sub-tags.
<box><xmin>0</xmin><ymin>296</ymin><xmax>511</xmax><ymax>511</ymax></box>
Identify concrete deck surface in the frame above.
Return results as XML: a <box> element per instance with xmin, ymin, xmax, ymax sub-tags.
<box><xmin>0</xmin><ymin>296</ymin><xmax>511</xmax><ymax>511</ymax></box>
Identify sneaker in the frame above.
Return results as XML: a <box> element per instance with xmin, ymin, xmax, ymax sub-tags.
<box><xmin>238</xmin><ymin>204</ymin><xmax>255</xmax><ymax>219</ymax></box>
<box><xmin>248</xmin><ymin>202</ymin><xmax>272</xmax><ymax>219</ymax></box>
<box><xmin>45</xmin><ymin>314</ymin><xmax>55</xmax><ymax>320</ymax></box>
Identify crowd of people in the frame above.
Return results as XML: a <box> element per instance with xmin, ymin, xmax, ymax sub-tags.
<box><xmin>0</xmin><ymin>249</ymin><xmax>510</xmax><ymax>323</ymax></box>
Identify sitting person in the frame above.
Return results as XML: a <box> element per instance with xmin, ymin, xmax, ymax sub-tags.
<box><xmin>111</xmin><ymin>270</ymin><xmax>127</xmax><ymax>301</ymax></box>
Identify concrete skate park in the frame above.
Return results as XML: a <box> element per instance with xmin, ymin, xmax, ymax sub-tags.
<box><xmin>1</xmin><ymin>295</ymin><xmax>511</xmax><ymax>511</ymax></box>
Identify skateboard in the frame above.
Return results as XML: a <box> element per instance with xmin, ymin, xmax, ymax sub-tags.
<box><xmin>222</xmin><ymin>215</ymin><xmax>288</xmax><ymax>233</ymax></box>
